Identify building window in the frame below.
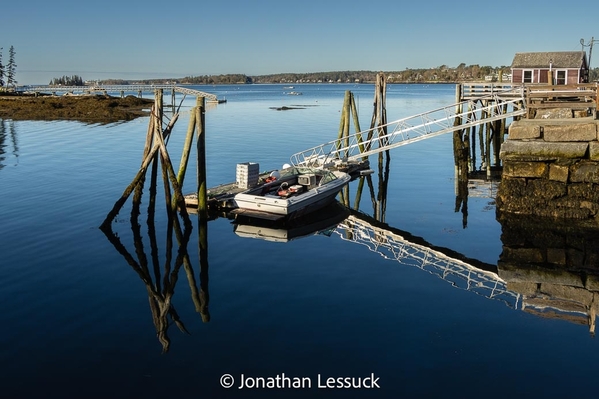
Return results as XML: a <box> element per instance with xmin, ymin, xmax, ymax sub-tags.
<box><xmin>556</xmin><ymin>70</ymin><xmax>566</xmax><ymax>85</ymax></box>
<box><xmin>523</xmin><ymin>70</ymin><xmax>533</xmax><ymax>83</ymax></box>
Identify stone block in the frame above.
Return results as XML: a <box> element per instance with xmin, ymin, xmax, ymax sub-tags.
<box><xmin>498</xmin><ymin>263</ymin><xmax>585</xmax><ymax>287</ymax></box>
<box><xmin>539</xmin><ymin>283</ymin><xmax>594</xmax><ymax>306</ymax></box>
<box><xmin>546</xmin><ymin>248</ymin><xmax>566</xmax><ymax>265</ymax></box>
<box><xmin>503</xmin><ymin>161</ymin><xmax>547</xmax><ymax>178</ymax></box>
<box><xmin>527</xmin><ymin>179</ymin><xmax>567</xmax><ymax>200</ymax></box>
<box><xmin>509</xmin><ymin>124</ymin><xmax>541</xmax><ymax>140</ymax></box>
<box><xmin>506</xmin><ymin>281</ymin><xmax>538</xmax><ymax>295</ymax></box>
<box><xmin>580</xmin><ymin>200</ymin><xmax>599</xmax><ymax>216</ymax></box>
<box><xmin>543</xmin><ymin>123</ymin><xmax>597</xmax><ymax>142</ymax></box>
<box><xmin>568</xmin><ymin>183</ymin><xmax>599</xmax><ymax>202</ymax></box>
<box><xmin>570</xmin><ymin>161</ymin><xmax>599</xmax><ymax>184</ymax></box>
<box><xmin>500</xmin><ymin>140</ymin><xmax>588</xmax><ymax>161</ymax></box>
<box><xmin>586</xmin><ymin>275</ymin><xmax>599</xmax><ymax>291</ymax></box>
<box><xmin>590</xmin><ymin>142</ymin><xmax>599</xmax><ymax>161</ymax></box>
<box><xmin>535</xmin><ymin>108</ymin><xmax>573</xmax><ymax>119</ymax></box>
<box><xmin>548</xmin><ymin>164</ymin><xmax>569</xmax><ymax>182</ymax></box>
<box><xmin>502</xmin><ymin>247</ymin><xmax>544</xmax><ymax>263</ymax></box>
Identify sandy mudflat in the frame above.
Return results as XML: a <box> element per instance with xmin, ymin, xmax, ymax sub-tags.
<box><xmin>0</xmin><ymin>93</ymin><xmax>154</xmax><ymax>124</ymax></box>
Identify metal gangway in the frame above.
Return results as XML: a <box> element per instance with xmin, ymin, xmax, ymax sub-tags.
<box><xmin>290</xmin><ymin>87</ymin><xmax>526</xmax><ymax>167</ymax></box>
<box><xmin>19</xmin><ymin>84</ymin><xmax>218</xmax><ymax>102</ymax></box>
<box><xmin>334</xmin><ymin>212</ymin><xmax>521</xmax><ymax>309</ymax></box>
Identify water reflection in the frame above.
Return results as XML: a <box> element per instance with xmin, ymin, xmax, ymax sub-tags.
<box><xmin>100</xmin><ymin>195</ymin><xmax>210</xmax><ymax>353</ymax></box>
<box><xmin>335</xmin><ymin>210</ymin><xmax>519</xmax><ymax>306</ymax></box>
<box><xmin>232</xmin><ymin>201</ymin><xmax>350</xmax><ymax>242</ymax></box>
<box><xmin>341</xmin><ymin>151</ymin><xmax>390</xmax><ymax>222</ymax></box>
<box><xmin>341</xmin><ymin>152</ymin><xmax>599</xmax><ymax>335</ymax></box>
<box><xmin>497</xmin><ymin>214</ymin><xmax>599</xmax><ymax>336</ymax></box>
<box><xmin>0</xmin><ymin>119</ymin><xmax>19</xmax><ymax>169</ymax></box>
<box><xmin>102</xmin><ymin>143</ymin><xmax>599</xmax><ymax>353</ymax></box>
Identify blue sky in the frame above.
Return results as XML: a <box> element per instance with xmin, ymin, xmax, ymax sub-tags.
<box><xmin>1</xmin><ymin>0</ymin><xmax>597</xmax><ymax>84</ymax></box>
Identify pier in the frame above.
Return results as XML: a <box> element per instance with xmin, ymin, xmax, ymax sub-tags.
<box><xmin>18</xmin><ymin>84</ymin><xmax>223</xmax><ymax>107</ymax></box>
<box><xmin>178</xmin><ymin>79</ymin><xmax>597</xmax><ymax>218</ymax></box>
<box><xmin>98</xmin><ymin>77</ymin><xmax>599</xmax><ymax>228</ymax></box>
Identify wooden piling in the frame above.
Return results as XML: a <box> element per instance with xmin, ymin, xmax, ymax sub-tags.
<box><xmin>196</xmin><ymin>97</ymin><xmax>208</xmax><ymax>220</ymax></box>
<box><xmin>471</xmin><ymin>113</ymin><xmax>477</xmax><ymax>172</ymax></box>
<box><xmin>349</xmin><ymin>92</ymin><xmax>366</xmax><ymax>156</ymax></box>
<box><xmin>176</xmin><ymin>106</ymin><xmax>197</xmax><ymax>188</ymax></box>
<box><xmin>452</xmin><ymin>85</ymin><xmax>464</xmax><ymax>180</ymax></box>
<box><xmin>484</xmin><ymin>102</ymin><xmax>492</xmax><ymax>179</ymax></box>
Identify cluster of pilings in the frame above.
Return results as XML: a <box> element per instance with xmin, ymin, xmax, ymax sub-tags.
<box><xmin>452</xmin><ymin>84</ymin><xmax>518</xmax><ymax>182</ymax></box>
<box><xmin>336</xmin><ymin>73</ymin><xmax>390</xmax><ymax>222</ymax></box>
<box><xmin>100</xmin><ymin>89</ymin><xmax>210</xmax><ymax>352</ymax></box>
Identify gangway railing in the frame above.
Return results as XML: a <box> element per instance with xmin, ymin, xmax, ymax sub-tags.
<box><xmin>290</xmin><ymin>88</ymin><xmax>525</xmax><ymax>167</ymax></box>
<box><xmin>334</xmin><ymin>213</ymin><xmax>521</xmax><ymax>309</ymax></box>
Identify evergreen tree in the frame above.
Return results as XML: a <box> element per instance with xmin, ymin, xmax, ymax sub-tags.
<box><xmin>49</xmin><ymin>74</ymin><xmax>84</xmax><ymax>86</ymax></box>
<box><xmin>7</xmin><ymin>46</ymin><xmax>16</xmax><ymax>87</ymax></box>
<box><xmin>0</xmin><ymin>47</ymin><xmax>5</xmax><ymax>88</ymax></box>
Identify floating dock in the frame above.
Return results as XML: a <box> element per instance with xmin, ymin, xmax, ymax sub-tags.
<box><xmin>184</xmin><ymin>160</ymin><xmax>370</xmax><ymax>216</ymax></box>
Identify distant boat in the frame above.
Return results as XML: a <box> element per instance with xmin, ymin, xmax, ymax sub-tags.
<box><xmin>287</xmin><ymin>91</ymin><xmax>302</xmax><ymax>95</ymax></box>
<box><xmin>283</xmin><ymin>86</ymin><xmax>294</xmax><ymax>89</ymax></box>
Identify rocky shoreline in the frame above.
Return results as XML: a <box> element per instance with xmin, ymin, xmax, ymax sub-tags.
<box><xmin>0</xmin><ymin>93</ymin><xmax>154</xmax><ymax>124</ymax></box>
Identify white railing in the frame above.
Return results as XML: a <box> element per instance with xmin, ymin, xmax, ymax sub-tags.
<box><xmin>290</xmin><ymin>88</ymin><xmax>525</xmax><ymax>167</ymax></box>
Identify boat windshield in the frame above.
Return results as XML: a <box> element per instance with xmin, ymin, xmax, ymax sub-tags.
<box><xmin>279</xmin><ymin>167</ymin><xmax>338</xmax><ymax>183</ymax></box>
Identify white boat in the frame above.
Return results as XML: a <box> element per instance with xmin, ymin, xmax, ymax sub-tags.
<box><xmin>233</xmin><ymin>166</ymin><xmax>351</xmax><ymax>220</ymax></box>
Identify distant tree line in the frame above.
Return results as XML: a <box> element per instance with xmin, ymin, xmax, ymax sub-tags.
<box><xmin>93</xmin><ymin>65</ymin><xmax>599</xmax><ymax>86</ymax></box>
<box><xmin>180</xmin><ymin>74</ymin><xmax>252</xmax><ymax>84</ymax></box>
<box><xmin>49</xmin><ymin>75</ymin><xmax>84</xmax><ymax>86</ymax></box>
<box><xmin>0</xmin><ymin>45</ymin><xmax>17</xmax><ymax>89</ymax></box>
<box><xmin>249</xmin><ymin>65</ymin><xmax>599</xmax><ymax>84</ymax></box>
<box><xmin>247</xmin><ymin>65</ymin><xmax>512</xmax><ymax>84</ymax></box>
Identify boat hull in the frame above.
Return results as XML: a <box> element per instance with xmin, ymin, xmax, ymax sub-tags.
<box><xmin>233</xmin><ymin>169</ymin><xmax>350</xmax><ymax>220</ymax></box>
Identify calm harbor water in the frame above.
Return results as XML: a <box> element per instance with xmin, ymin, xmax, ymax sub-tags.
<box><xmin>1</xmin><ymin>83</ymin><xmax>599</xmax><ymax>399</ymax></box>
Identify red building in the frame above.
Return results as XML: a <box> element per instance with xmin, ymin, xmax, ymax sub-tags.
<box><xmin>510</xmin><ymin>51</ymin><xmax>589</xmax><ymax>84</ymax></box>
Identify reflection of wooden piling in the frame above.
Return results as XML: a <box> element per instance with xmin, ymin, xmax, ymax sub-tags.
<box><xmin>199</xmin><ymin>217</ymin><xmax>210</xmax><ymax>322</ymax></box>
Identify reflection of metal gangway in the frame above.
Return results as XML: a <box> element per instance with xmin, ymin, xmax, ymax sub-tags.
<box><xmin>290</xmin><ymin>88</ymin><xmax>525</xmax><ymax>167</ymax></box>
<box><xmin>335</xmin><ymin>212</ymin><xmax>521</xmax><ymax>309</ymax></box>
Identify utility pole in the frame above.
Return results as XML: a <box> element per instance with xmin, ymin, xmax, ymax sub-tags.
<box><xmin>580</xmin><ymin>37</ymin><xmax>598</xmax><ymax>81</ymax></box>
